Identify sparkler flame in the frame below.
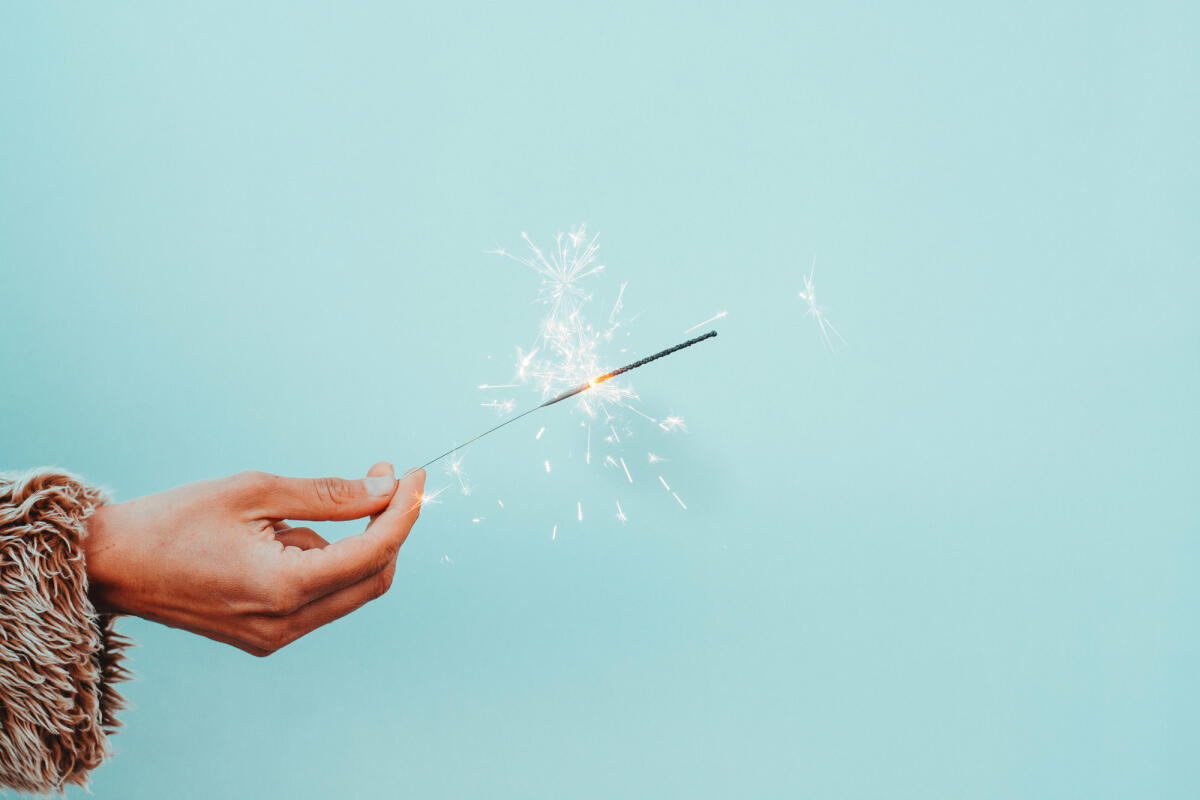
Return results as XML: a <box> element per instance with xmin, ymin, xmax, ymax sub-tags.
<box><xmin>443</xmin><ymin>225</ymin><xmax>717</xmax><ymax>540</ymax></box>
<box><xmin>490</xmin><ymin>225</ymin><xmax>637</xmax><ymax>417</ymax></box>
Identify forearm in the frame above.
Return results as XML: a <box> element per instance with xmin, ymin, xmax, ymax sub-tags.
<box><xmin>0</xmin><ymin>468</ymin><xmax>132</xmax><ymax>795</ymax></box>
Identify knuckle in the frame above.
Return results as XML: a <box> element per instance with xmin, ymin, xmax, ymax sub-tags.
<box><xmin>371</xmin><ymin>568</ymin><xmax>395</xmax><ymax>599</ymax></box>
<box><xmin>371</xmin><ymin>543</ymin><xmax>399</xmax><ymax>577</ymax></box>
<box><xmin>311</xmin><ymin>476</ymin><xmax>352</xmax><ymax>505</ymax></box>
<box><xmin>262</xmin><ymin>582</ymin><xmax>305</xmax><ymax>616</ymax></box>
<box><xmin>246</xmin><ymin>644</ymin><xmax>273</xmax><ymax>658</ymax></box>
<box><xmin>233</xmin><ymin>470</ymin><xmax>274</xmax><ymax>493</ymax></box>
<box><xmin>255</xmin><ymin>624</ymin><xmax>295</xmax><ymax>655</ymax></box>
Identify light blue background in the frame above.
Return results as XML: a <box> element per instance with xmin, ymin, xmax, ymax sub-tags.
<box><xmin>2</xmin><ymin>2</ymin><xmax>1197</xmax><ymax>798</ymax></box>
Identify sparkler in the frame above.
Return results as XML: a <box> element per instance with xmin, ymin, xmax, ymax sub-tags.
<box><xmin>408</xmin><ymin>330</ymin><xmax>718</xmax><ymax>476</ymax></box>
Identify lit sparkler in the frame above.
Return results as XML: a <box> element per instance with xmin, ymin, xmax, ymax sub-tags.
<box><xmin>418</xmin><ymin>226</ymin><xmax>718</xmax><ymax>544</ymax></box>
<box><xmin>488</xmin><ymin>225</ymin><xmax>636</xmax><ymax>417</ymax></box>
<box><xmin>409</xmin><ymin>330</ymin><xmax>718</xmax><ymax>474</ymax></box>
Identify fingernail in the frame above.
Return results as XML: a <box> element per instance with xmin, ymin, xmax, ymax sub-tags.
<box><xmin>364</xmin><ymin>476</ymin><xmax>396</xmax><ymax>496</ymax></box>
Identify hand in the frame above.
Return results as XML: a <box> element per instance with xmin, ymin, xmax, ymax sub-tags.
<box><xmin>83</xmin><ymin>463</ymin><xmax>426</xmax><ymax>656</ymax></box>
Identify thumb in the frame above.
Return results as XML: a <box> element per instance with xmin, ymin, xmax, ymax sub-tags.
<box><xmin>237</xmin><ymin>470</ymin><xmax>397</xmax><ymax>521</ymax></box>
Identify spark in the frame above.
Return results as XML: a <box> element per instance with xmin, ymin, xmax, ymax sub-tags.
<box><xmin>515</xmin><ymin>347</ymin><xmax>538</xmax><ymax>381</ymax></box>
<box><xmin>608</xmin><ymin>282</ymin><xmax>628</xmax><ymax>326</ymax></box>
<box><xmin>440</xmin><ymin>554</ymin><xmax>454</xmax><ymax>565</ymax></box>
<box><xmin>415</xmin><ymin>485</ymin><xmax>449</xmax><ymax>509</ymax></box>
<box><xmin>798</xmin><ymin>258</ymin><xmax>846</xmax><ymax>352</ymax></box>
<box><xmin>658</xmin><ymin>415</ymin><xmax>687</xmax><ymax>433</ymax></box>
<box><xmin>544</xmin><ymin>460</ymin><xmax>552</xmax><ymax>473</ymax></box>
<box><xmin>535</xmin><ymin>426</ymin><xmax>545</xmax><ymax>440</ymax></box>
<box><xmin>472</xmin><ymin>517</ymin><xmax>484</xmax><ymax>523</ymax></box>
<box><xmin>684</xmin><ymin>310</ymin><xmax>727</xmax><ymax>334</ymax></box>
<box><xmin>577</xmin><ymin>501</ymin><xmax>583</xmax><ymax>522</ymax></box>
<box><xmin>626</xmin><ymin>405</ymin><xmax>658</xmax><ymax>424</ymax></box>
<box><xmin>481</xmin><ymin>399</ymin><xmax>516</xmax><ymax>414</ymax></box>
<box><xmin>551</xmin><ymin>525</ymin><xmax>558</xmax><ymax>540</ymax></box>
<box><xmin>647</xmin><ymin>452</ymin><xmax>666</xmax><ymax>464</ymax></box>
<box><xmin>490</xmin><ymin>226</ymin><xmax>605</xmax><ymax>333</ymax></box>
<box><xmin>619</xmin><ymin>457</ymin><xmax>633</xmax><ymax>484</ymax></box>
<box><xmin>497</xmin><ymin>499</ymin><xmax>505</xmax><ymax>508</ymax></box>
<box><xmin>478</xmin><ymin>383</ymin><xmax>519</xmax><ymax>389</ymax></box>
<box><xmin>446</xmin><ymin>453</ymin><xmax>471</xmax><ymax>495</ymax></box>
<box><xmin>654</xmin><ymin>474</ymin><xmax>687</xmax><ymax>510</ymax></box>
<box><xmin>616</xmin><ymin>501</ymin><xmax>627</xmax><ymax>522</ymax></box>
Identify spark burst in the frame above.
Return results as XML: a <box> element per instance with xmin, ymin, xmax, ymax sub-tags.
<box><xmin>446</xmin><ymin>453</ymin><xmax>471</xmax><ymax>495</ymax></box>
<box><xmin>480</xmin><ymin>224</ymin><xmax>704</xmax><ymax>532</ymax></box>
<box><xmin>798</xmin><ymin>259</ymin><xmax>846</xmax><ymax>352</ymax></box>
<box><xmin>416</xmin><ymin>485</ymin><xmax>449</xmax><ymax>508</ymax></box>
<box><xmin>490</xmin><ymin>224</ymin><xmax>636</xmax><ymax>418</ymax></box>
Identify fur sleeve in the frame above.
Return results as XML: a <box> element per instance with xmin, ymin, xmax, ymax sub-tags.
<box><xmin>0</xmin><ymin>468</ymin><xmax>132</xmax><ymax>796</ymax></box>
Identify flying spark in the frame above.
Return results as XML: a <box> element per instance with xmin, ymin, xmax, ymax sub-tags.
<box><xmin>481</xmin><ymin>399</ymin><xmax>516</xmax><ymax>414</ymax></box>
<box><xmin>446</xmin><ymin>453</ymin><xmax>471</xmax><ymax>495</ymax></box>
<box><xmin>684</xmin><ymin>310</ymin><xmax>728</xmax><ymax>334</ymax></box>
<box><xmin>417</xmin><ymin>485</ymin><xmax>449</xmax><ymax>508</ymax></box>
<box><xmin>658</xmin><ymin>416</ymin><xmax>687</xmax><ymax>433</ymax></box>
<box><xmin>798</xmin><ymin>259</ymin><xmax>846</xmax><ymax>352</ymax></box>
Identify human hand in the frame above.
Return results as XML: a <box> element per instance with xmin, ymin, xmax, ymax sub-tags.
<box><xmin>83</xmin><ymin>463</ymin><xmax>426</xmax><ymax>656</ymax></box>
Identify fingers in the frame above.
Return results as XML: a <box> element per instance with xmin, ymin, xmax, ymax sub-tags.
<box><xmin>240</xmin><ymin>462</ymin><xmax>418</xmax><ymax>656</ymax></box>
<box><xmin>233</xmin><ymin>470</ymin><xmax>398</xmax><ymax>522</ymax></box>
<box><xmin>365</xmin><ymin>461</ymin><xmax>394</xmax><ymax>525</ymax></box>
<box><xmin>274</xmin><ymin>527</ymin><xmax>330</xmax><ymax>551</ymax></box>
<box><xmin>282</xmin><ymin>468</ymin><xmax>425</xmax><ymax>603</ymax></box>
<box><xmin>250</xmin><ymin>556</ymin><xmax>401</xmax><ymax>654</ymax></box>
<box><xmin>270</xmin><ymin>463</ymin><xmax>394</xmax><ymax>548</ymax></box>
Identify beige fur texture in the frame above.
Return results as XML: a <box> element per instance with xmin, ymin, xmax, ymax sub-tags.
<box><xmin>0</xmin><ymin>468</ymin><xmax>131</xmax><ymax>795</ymax></box>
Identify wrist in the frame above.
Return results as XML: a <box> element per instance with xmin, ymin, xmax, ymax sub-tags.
<box><xmin>83</xmin><ymin>504</ymin><xmax>127</xmax><ymax>614</ymax></box>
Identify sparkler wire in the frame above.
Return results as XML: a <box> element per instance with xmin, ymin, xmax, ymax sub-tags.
<box><xmin>407</xmin><ymin>330</ymin><xmax>718</xmax><ymax>475</ymax></box>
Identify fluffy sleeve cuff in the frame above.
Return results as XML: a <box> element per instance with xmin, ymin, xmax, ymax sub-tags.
<box><xmin>0</xmin><ymin>468</ymin><xmax>132</xmax><ymax>796</ymax></box>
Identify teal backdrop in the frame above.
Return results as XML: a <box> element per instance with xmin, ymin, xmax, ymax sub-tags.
<box><xmin>1</xmin><ymin>3</ymin><xmax>1197</xmax><ymax>798</ymax></box>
